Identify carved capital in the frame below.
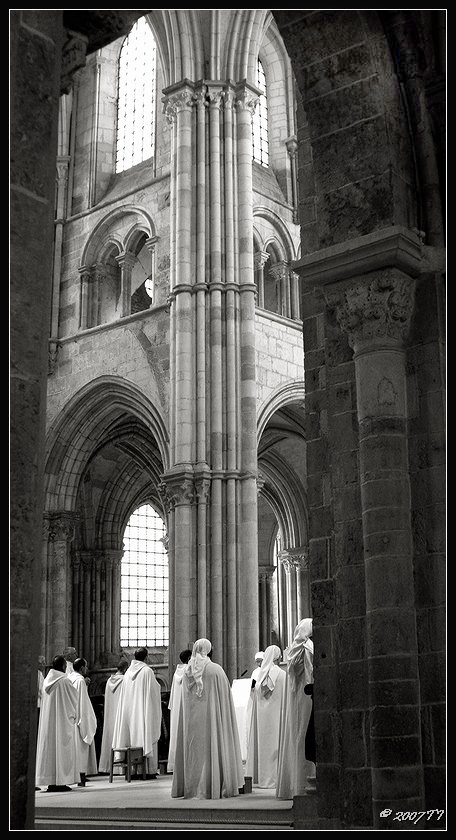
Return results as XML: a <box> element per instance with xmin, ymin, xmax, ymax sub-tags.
<box><xmin>47</xmin><ymin>512</ymin><xmax>78</xmax><ymax>543</ymax></box>
<box><xmin>279</xmin><ymin>548</ymin><xmax>308</xmax><ymax>572</ymax></box>
<box><xmin>193</xmin><ymin>85</ymin><xmax>208</xmax><ymax>110</ymax></box>
<box><xmin>256</xmin><ymin>472</ymin><xmax>266</xmax><ymax>495</ymax></box>
<box><xmin>56</xmin><ymin>156</ymin><xmax>71</xmax><ymax>184</ymax></box>
<box><xmin>145</xmin><ymin>235</ymin><xmax>160</xmax><ymax>253</ymax></box>
<box><xmin>115</xmin><ymin>251</ymin><xmax>137</xmax><ymax>272</ymax></box>
<box><xmin>285</xmin><ymin>135</ymin><xmax>298</xmax><ymax>156</ymax></box>
<box><xmin>159</xmin><ymin>469</ymin><xmax>195</xmax><ymax>510</ymax></box>
<box><xmin>163</xmin><ymin>86</ymin><xmax>194</xmax><ymax>122</ymax></box>
<box><xmin>268</xmin><ymin>261</ymin><xmax>289</xmax><ymax>282</ymax></box>
<box><xmin>160</xmin><ymin>534</ymin><xmax>170</xmax><ymax>552</ymax></box>
<box><xmin>207</xmin><ymin>86</ymin><xmax>224</xmax><ymax>109</ymax></box>
<box><xmin>48</xmin><ymin>340</ymin><xmax>60</xmax><ymax>376</ymax></box>
<box><xmin>254</xmin><ymin>251</ymin><xmax>270</xmax><ymax>271</ymax></box>
<box><xmin>234</xmin><ymin>82</ymin><xmax>260</xmax><ymax>117</ymax></box>
<box><xmin>60</xmin><ymin>30</ymin><xmax>89</xmax><ymax>95</ymax></box>
<box><xmin>325</xmin><ymin>269</ymin><xmax>415</xmax><ymax>350</ymax></box>
<box><xmin>194</xmin><ymin>476</ymin><xmax>211</xmax><ymax>504</ymax></box>
<box><xmin>259</xmin><ymin>565</ymin><xmax>275</xmax><ymax>581</ymax></box>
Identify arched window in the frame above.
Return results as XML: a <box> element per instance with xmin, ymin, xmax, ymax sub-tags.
<box><xmin>120</xmin><ymin>503</ymin><xmax>168</xmax><ymax>648</ymax></box>
<box><xmin>116</xmin><ymin>17</ymin><xmax>157</xmax><ymax>174</ymax></box>
<box><xmin>252</xmin><ymin>58</ymin><xmax>269</xmax><ymax>167</ymax></box>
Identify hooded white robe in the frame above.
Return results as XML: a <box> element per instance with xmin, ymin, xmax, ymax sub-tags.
<box><xmin>68</xmin><ymin>670</ymin><xmax>98</xmax><ymax>776</ymax></box>
<box><xmin>245</xmin><ymin>645</ymin><xmax>286</xmax><ymax>788</ymax></box>
<box><xmin>171</xmin><ymin>640</ymin><xmax>244</xmax><ymax>799</ymax></box>
<box><xmin>98</xmin><ymin>672</ymin><xmax>125</xmax><ymax>773</ymax></box>
<box><xmin>112</xmin><ymin>660</ymin><xmax>162</xmax><ymax>774</ymax></box>
<box><xmin>167</xmin><ymin>663</ymin><xmax>186</xmax><ymax>772</ymax></box>
<box><xmin>276</xmin><ymin>618</ymin><xmax>314</xmax><ymax>799</ymax></box>
<box><xmin>35</xmin><ymin>669</ymin><xmax>79</xmax><ymax>787</ymax></box>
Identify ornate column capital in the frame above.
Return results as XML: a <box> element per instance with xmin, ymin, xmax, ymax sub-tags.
<box><xmin>60</xmin><ymin>29</ymin><xmax>89</xmax><ymax>95</ymax></box>
<box><xmin>194</xmin><ymin>470</ymin><xmax>211</xmax><ymax>504</ymax></box>
<box><xmin>324</xmin><ymin>268</ymin><xmax>415</xmax><ymax>351</ymax></box>
<box><xmin>48</xmin><ymin>339</ymin><xmax>61</xmax><ymax>376</ymax></box>
<box><xmin>162</xmin><ymin>84</ymin><xmax>195</xmax><ymax>123</ymax></box>
<box><xmin>254</xmin><ymin>251</ymin><xmax>270</xmax><ymax>271</ymax></box>
<box><xmin>56</xmin><ymin>156</ymin><xmax>71</xmax><ymax>184</ymax></box>
<box><xmin>145</xmin><ymin>235</ymin><xmax>160</xmax><ymax>253</ymax></box>
<box><xmin>256</xmin><ymin>472</ymin><xmax>266</xmax><ymax>495</ymax></box>
<box><xmin>268</xmin><ymin>261</ymin><xmax>289</xmax><ymax>282</ymax></box>
<box><xmin>46</xmin><ymin>512</ymin><xmax>78</xmax><ymax>542</ymax></box>
<box><xmin>285</xmin><ymin>135</ymin><xmax>298</xmax><ymax>157</ymax></box>
<box><xmin>279</xmin><ymin>548</ymin><xmax>308</xmax><ymax>572</ymax></box>
<box><xmin>258</xmin><ymin>565</ymin><xmax>275</xmax><ymax>581</ymax></box>
<box><xmin>115</xmin><ymin>251</ymin><xmax>137</xmax><ymax>271</ymax></box>
<box><xmin>78</xmin><ymin>264</ymin><xmax>93</xmax><ymax>280</ymax></box>
<box><xmin>206</xmin><ymin>85</ymin><xmax>224</xmax><ymax>109</ymax></box>
<box><xmin>234</xmin><ymin>81</ymin><xmax>261</xmax><ymax>116</ymax></box>
<box><xmin>193</xmin><ymin>84</ymin><xmax>208</xmax><ymax>110</ymax></box>
<box><xmin>160</xmin><ymin>468</ymin><xmax>195</xmax><ymax>508</ymax></box>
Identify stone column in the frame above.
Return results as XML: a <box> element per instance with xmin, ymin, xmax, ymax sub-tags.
<box><xmin>46</xmin><ymin>512</ymin><xmax>77</xmax><ymax>661</ymax></box>
<box><xmin>259</xmin><ymin>566</ymin><xmax>275</xmax><ymax>649</ymax></box>
<box><xmin>290</xmin><ymin>270</ymin><xmax>301</xmax><ymax>321</ymax></box>
<box><xmin>286</xmin><ymin>135</ymin><xmax>299</xmax><ymax>224</ymax></box>
<box><xmin>194</xmin><ymin>472</ymin><xmax>210</xmax><ymax>639</ymax></box>
<box><xmin>51</xmin><ymin>156</ymin><xmax>70</xmax><ymax>339</ymax></box>
<box><xmin>326</xmin><ymin>267</ymin><xmax>424</xmax><ymax>823</ymax></box>
<box><xmin>269</xmin><ymin>261</ymin><xmax>289</xmax><ymax>318</ymax></box>
<box><xmin>207</xmin><ymin>85</ymin><xmax>224</xmax><ymax>661</ymax></box>
<box><xmin>78</xmin><ymin>265</ymin><xmax>92</xmax><ymax>330</ymax></box>
<box><xmin>145</xmin><ymin>235</ymin><xmax>160</xmax><ymax>305</ymax></box>
<box><xmin>110</xmin><ymin>551</ymin><xmax>123</xmax><ymax>656</ymax></box>
<box><xmin>280</xmin><ymin>550</ymin><xmax>298</xmax><ymax>645</ymax></box>
<box><xmin>254</xmin><ymin>250</ymin><xmax>269</xmax><ymax>309</ymax></box>
<box><xmin>115</xmin><ymin>251</ymin><xmax>137</xmax><ymax>318</ymax></box>
<box><xmin>235</xmin><ymin>81</ymin><xmax>260</xmax><ymax>676</ymax></box>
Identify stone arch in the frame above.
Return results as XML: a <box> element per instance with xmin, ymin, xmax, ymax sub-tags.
<box><xmin>257</xmin><ymin>379</ymin><xmax>305</xmax><ymax>443</ymax></box>
<box><xmin>253</xmin><ymin>206</ymin><xmax>297</xmax><ymax>261</ymax></box>
<box><xmin>81</xmin><ymin>205</ymin><xmax>156</xmax><ymax>268</ymax></box>
<box><xmin>147</xmin><ymin>10</ymin><xmax>204</xmax><ymax>87</ymax></box>
<box><xmin>44</xmin><ymin>375</ymin><xmax>169</xmax><ymax>514</ymax></box>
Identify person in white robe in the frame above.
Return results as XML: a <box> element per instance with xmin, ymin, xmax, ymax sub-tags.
<box><xmin>243</xmin><ymin>650</ymin><xmax>264</xmax><ymax>758</ymax></box>
<box><xmin>68</xmin><ymin>658</ymin><xmax>98</xmax><ymax>785</ymax></box>
<box><xmin>35</xmin><ymin>654</ymin><xmax>79</xmax><ymax>792</ymax></box>
<box><xmin>112</xmin><ymin>647</ymin><xmax>162</xmax><ymax>776</ymax></box>
<box><xmin>63</xmin><ymin>646</ymin><xmax>77</xmax><ymax>675</ymax></box>
<box><xmin>245</xmin><ymin>644</ymin><xmax>286</xmax><ymax>789</ymax></box>
<box><xmin>97</xmin><ymin>660</ymin><xmax>129</xmax><ymax>773</ymax></box>
<box><xmin>276</xmin><ymin>618</ymin><xmax>315</xmax><ymax>799</ymax></box>
<box><xmin>167</xmin><ymin>649</ymin><xmax>192</xmax><ymax>773</ymax></box>
<box><xmin>171</xmin><ymin>638</ymin><xmax>244</xmax><ymax>800</ymax></box>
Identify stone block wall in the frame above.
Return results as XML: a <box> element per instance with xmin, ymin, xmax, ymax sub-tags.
<box><xmin>256</xmin><ymin>310</ymin><xmax>304</xmax><ymax>407</ymax></box>
<box><xmin>303</xmin><ymin>282</ymin><xmax>371</xmax><ymax>826</ymax></box>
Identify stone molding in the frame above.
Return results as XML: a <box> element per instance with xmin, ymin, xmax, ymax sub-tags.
<box><xmin>45</xmin><ymin>512</ymin><xmax>79</xmax><ymax>543</ymax></box>
<box><xmin>293</xmin><ymin>226</ymin><xmax>423</xmax><ymax>287</ymax></box>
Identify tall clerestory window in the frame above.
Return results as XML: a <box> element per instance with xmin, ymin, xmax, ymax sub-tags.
<box><xmin>120</xmin><ymin>503</ymin><xmax>169</xmax><ymax>648</ymax></box>
<box><xmin>116</xmin><ymin>16</ymin><xmax>157</xmax><ymax>173</ymax></box>
<box><xmin>252</xmin><ymin>58</ymin><xmax>269</xmax><ymax>167</ymax></box>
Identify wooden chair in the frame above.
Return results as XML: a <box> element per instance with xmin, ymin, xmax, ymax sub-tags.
<box><xmin>109</xmin><ymin>747</ymin><xmax>146</xmax><ymax>782</ymax></box>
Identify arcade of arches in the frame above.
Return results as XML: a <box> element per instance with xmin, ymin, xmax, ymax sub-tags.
<box><xmin>11</xmin><ymin>9</ymin><xmax>445</xmax><ymax>830</ymax></box>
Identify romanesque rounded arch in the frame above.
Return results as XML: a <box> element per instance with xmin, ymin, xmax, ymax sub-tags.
<box><xmin>81</xmin><ymin>206</ymin><xmax>156</xmax><ymax>267</ymax></box>
<box><xmin>44</xmin><ymin>376</ymin><xmax>169</xmax><ymax>513</ymax></box>
<box><xmin>253</xmin><ymin>206</ymin><xmax>298</xmax><ymax>262</ymax></box>
<box><xmin>257</xmin><ymin>379</ymin><xmax>306</xmax><ymax>443</ymax></box>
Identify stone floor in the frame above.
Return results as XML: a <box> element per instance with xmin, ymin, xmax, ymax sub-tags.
<box><xmin>35</xmin><ymin>774</ymin><xmax>295</xmax><ymax>831</ymax></box>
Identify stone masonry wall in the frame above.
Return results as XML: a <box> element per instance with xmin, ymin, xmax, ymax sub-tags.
<box><xmin>256</xmin><ymin>310</ymin><xmax>305</xmax><ymax>409</ymax></box>
<box><xmin>302</xmin><ymin>281</ymin><xmax>371</xmax><ymax>826</ymax></box>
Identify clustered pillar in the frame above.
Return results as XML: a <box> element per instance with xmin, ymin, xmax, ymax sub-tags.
<box><xmin>161</xmin><ymin>79</ymin><xmax>261</xmax><ymax>680</ymax></box>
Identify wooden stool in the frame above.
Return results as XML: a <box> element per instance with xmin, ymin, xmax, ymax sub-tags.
<box><xmin>109</xmin><ymin>747</ymin><xmax>146</xmax><ymax>782</ymax></box>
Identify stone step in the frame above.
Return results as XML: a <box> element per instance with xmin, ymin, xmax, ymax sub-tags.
<box><xmin>36</xmin><ymin>819</ymin><xmax>293</xmax><ymax>831</ymax></box>
<box><xmin>35</xmin><ymin>806</ymin><xmax>294</xmax><ymax>827</ymax></box>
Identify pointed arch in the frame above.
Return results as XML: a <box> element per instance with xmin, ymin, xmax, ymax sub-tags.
<box><xmin>44</xmin><ymin>376</ymin><xmax>169</xmax><ymax>513</ymax></box>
